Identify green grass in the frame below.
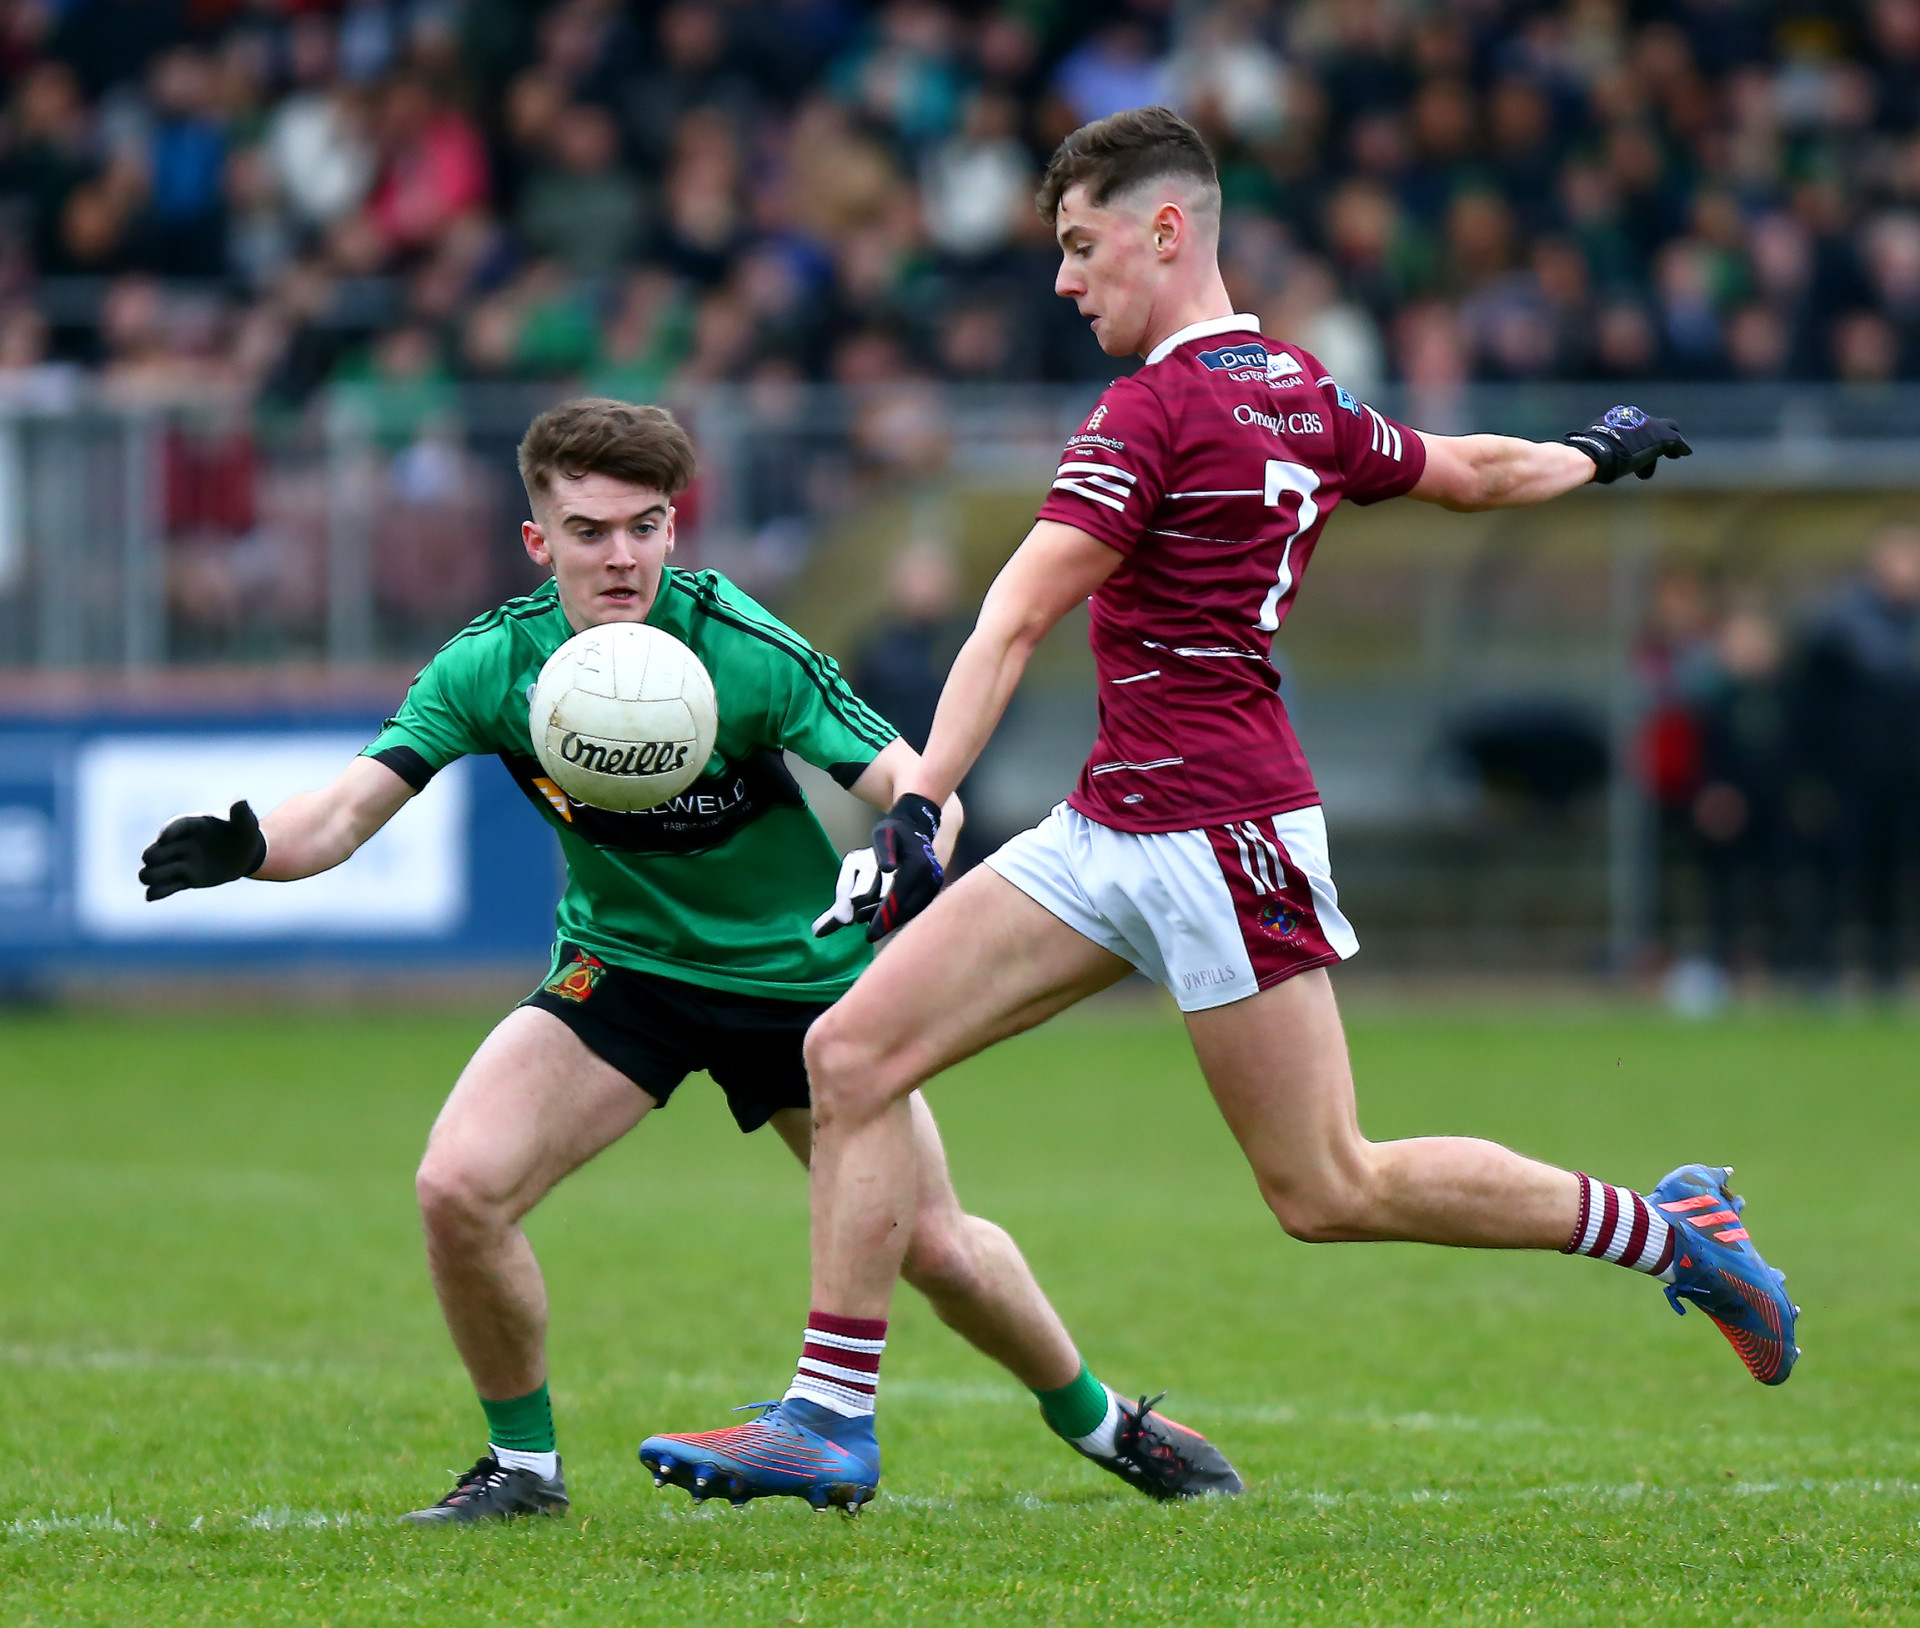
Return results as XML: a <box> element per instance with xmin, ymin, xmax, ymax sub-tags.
<box><xmin>0</xmin><ymin>998</ymin><xmax>1916</xmax><ymax>1625</ymax></box>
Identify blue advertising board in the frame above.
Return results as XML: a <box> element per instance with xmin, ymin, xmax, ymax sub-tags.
<box><xmin>0</xmin><ymin>712</ymin><xmax>560</xmax><ymax>974</ymax></box>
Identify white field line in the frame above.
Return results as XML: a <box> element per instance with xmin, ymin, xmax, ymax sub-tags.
<box><xmin>10</xmin><ymin>1480</ymin><xmax>1919</xmax><ymax>1539</ymax></box>
<box><xmin>6</xmin><ymin>1507</ymin><xmax>377</xmax><ymax>1538</ymax></box>
<box><xmin>1269</xmin><ymin>1478</ymin><xmax>1920</xmax><ymax>1509</ymax></box>
<box><xmin>0</xmin><ymin>1342</ymin><xmax>354</xmax><ymax>1381</ymax></box>
<box><xmin>7</xmin><ymin>1354</ymin><xmax>1910</xmax><ymax>1470</ymax></box>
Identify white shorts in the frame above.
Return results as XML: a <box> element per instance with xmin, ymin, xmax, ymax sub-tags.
<box><xmin>984</xmin><ymin>802</ymin><xmax>1359</xmax><ymax>1012</ymax></box>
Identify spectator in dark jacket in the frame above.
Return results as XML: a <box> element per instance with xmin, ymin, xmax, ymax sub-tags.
<box><xmin>1690</xmin><ymin>609</ymin><xmax>1795</xmax><ymax>978</ymax></box>
<box><xmin>1796</xmin><ymin>526</ymin><xmax>1920</xmax><ymax>991</ymax></box>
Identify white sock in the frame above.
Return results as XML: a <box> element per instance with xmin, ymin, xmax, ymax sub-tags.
<box><xmin>1069</xmin><ymin>1387</ymin><xmax>1122</xmax><ymax>1458</ymax></box>
<box><xmin>491</xmin><ymin>1445</ymin><xmax>558</xmax><ymax>1480</ymax></box>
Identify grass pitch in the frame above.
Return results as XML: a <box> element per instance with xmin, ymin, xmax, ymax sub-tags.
<box><xmin>1</xmin><ymin>995</ymin><xmax>1916</xmax><ymax>1625</ymax></box>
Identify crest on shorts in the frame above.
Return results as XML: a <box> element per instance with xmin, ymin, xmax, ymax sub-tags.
<box><xmin>545</xmin><ymin>953</ymin><xmax>605</xmax><ymax>1003</ymax></box>
<box><xmin>1258</xmin><ymin>899</ymin><xmax>1300</xmax><ymax>938</ymax></box>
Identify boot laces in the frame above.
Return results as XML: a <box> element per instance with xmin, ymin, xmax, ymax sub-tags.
<box><xmin>434</xmin><ymin>1456</ymin><xmax>516</xmax><ymax>1507</ymax></box>
<box><xmin>1115</xmin><ymin>1392</ymin><xmax>1187</xmax><ymax>1485</ymax></box>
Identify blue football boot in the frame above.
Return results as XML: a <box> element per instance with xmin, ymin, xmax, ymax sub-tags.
<box><xmin>1653</xmin><ymin>1163</ymin><xmax>1800</xmax><ymax>1386</ymax></box>
<box><xmin>639</xmin><ymin>1399</ymin><xmax>880</xmax><ymax>1513</ymax></box>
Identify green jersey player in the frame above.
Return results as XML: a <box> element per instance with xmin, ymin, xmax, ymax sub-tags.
<box><xmin>137</xmin><ymin>398</ymin><xmax>1241</xmax><ymax>1520</ymax></box>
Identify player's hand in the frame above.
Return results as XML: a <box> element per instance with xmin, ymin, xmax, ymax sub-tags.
<box><xmin>139</xmin><ymin>800</ymin><xmax>268</xmax><ymax>900</ymax></box>
<box><xmin>865</xmin><ymin>793</ymin><xmax>943</xmax><ymax>941</ymax></box>
<box><xmin>812</xmin><ymin>847</ymin><xmax>892</xmax><ymax>937</ymax></box>
<box><xmin>1565</xmin><ymin>406</ymin><xmax>1692</xmax><ymax>483</ymax></box>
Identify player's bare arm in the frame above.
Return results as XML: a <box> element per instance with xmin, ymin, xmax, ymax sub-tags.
<box><xmin>1411</xmin><ymin>407</ymin><xmax>1691</xmax><ymax>512</ymax></box>
<box><xmin>849</xmin><ymin>738</ymin><xmax>964</xmax><ymax>864</ymax></box>
<box><xmin>901</xmin><ymin>524</ymin><xmax>1120</xmax><ymax>810</ymax></box>
<box><xmin>254</xmin><ymin>758</ymin><xmax>415</xmax><ymax>880</ymax></box>
<box><xmin>138</xmin><ymin>756</ymin><xmax>413</xmax><ymax>899</ymax></box>
<box><xmin>1410</xmin><ymin>433</ymin><xmax>1595</xmax><ymax>511</ymax></box>
<box><xmin>813</xmin><ymin>530</ymin><xmax>1113</xmax><ymax>940</ymax></box>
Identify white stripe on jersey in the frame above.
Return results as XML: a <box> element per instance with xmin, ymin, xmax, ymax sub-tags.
<box><xmin>1056</xmin><ymin>461</ymin><xmax>1137</xmax><ymax>483</ymax></box>
<box><xmin>1050</xmin><ymin>477</ymin><xmax>1127</xmax><ymax>512</ymax></box>
<box><xmin>1364</xmin><ymin>405</ymin><xmax>1403</xmax><ymax>461</ymax></box>
<box><xmin>1087</xmin><ymin>756</ymin><xmax>1186</xmax><ymax>776</ymax></box>
<box><xmin>1145</xmin><ymin>528</ymin><xmax>1255</xmax><ymax>545</ymax></box>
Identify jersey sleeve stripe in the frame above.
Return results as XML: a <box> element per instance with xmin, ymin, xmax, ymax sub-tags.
<box><xmin>1363</xmin><ymin>405</ymin><xmax>1404</xmax><ymax>461</ymax></box>
<box><xmin>1050</xmin><ymin>477</ymin><xmax>1128</xmax><ymax>512</ymax></box>
<box><xmin>1055</xmin><ymin>461</ymin><xmax>1137</xmax><ymax>482</ymax></box>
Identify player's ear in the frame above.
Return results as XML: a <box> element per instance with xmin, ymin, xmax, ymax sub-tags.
<box><xmin>522</xmin><ymin>517</ymin><xmax>553</xmax><ymax>569</ymax></box>
<box><xmin>1151</xmin><ymin>201</ymin><xmax>1182</xmax><ymax>259</ymax></box>
<box><xmin>662</xmin><ymin>505</ymin><xmax>677</xmax><ymax>557</ymax></box>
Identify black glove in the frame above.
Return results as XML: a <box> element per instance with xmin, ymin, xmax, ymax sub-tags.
<box><xmin>865</xmin><ymin>793</ymin><xmax>944</xmax><ymax>942</ymax></box>
<box><xmin>1565</xmin><ymin>406</ymin><xmax>1692</xmax><ymax>483</ymax></box>
<box><xmin>139</xmin><ymin>800</ymin><xmax>268</xmax><ymax>900</ymax></box>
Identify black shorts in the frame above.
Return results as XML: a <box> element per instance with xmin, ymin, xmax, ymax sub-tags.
<box><xmin>521</xmin><ymin>944</ymin><xmax>832</xmax><ymax>1133</ymax></box>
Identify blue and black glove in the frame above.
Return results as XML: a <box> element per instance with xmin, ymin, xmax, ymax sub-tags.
<box><xmin>139</xmin><ymin>799</ymin><xmax>267</xmax><ymax>900</ymax></box>
<box><xmin>866</xmin><ymin>793</ymin><xmax>944</xmax><ymax>940</ymax></box>
<box><xmin>1565</xmin><ymin>406</ymin><xmax>1692</xmax><ymax>483</ymax></box>
<box><xmin>812</xmin><ymin>793</ymin><xmax>945</xmax><ymax>942</ymax></box>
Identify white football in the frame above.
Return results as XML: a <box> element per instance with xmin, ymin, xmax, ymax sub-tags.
<box><xmin>529</xmin><ymin>622</ymin><xmax>718</xmax><ymax>812</ymax></box>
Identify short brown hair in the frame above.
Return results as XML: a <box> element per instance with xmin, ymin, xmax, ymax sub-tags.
<box><xmin>516</xmin><ymin>397</ymin><xmax>697</xmax><ymax>503</ymax></box>
<box><xmin>1036</xmin><ymin>106</ymin><xmax>1220</xmax><ymax>226</ymax></box>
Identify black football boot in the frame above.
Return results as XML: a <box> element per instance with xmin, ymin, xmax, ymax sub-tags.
<box><xmin>401</xmin><ymin>1454</ymin><xmax>569</xmax><ymax>1524</ymax></box>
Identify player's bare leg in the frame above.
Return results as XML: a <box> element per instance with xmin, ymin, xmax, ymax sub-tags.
<box><xmin>1185</xmin><ymin>969</ymin><xmax>1579</xmax><ymax>1248</ymax></box>
<box><xmin>403</xmin><ymin>1006</ymin><xmax>649</xmax><ymax>1523</ymax></box>
<box><xmin>769</xmin><ymin>1094</ymin><xmax>1080</xmax><ymax>1390</ymax></box>
<box><xmin>1188</xmin><ymin>969</ymin><xmax>1799</xmax><ymax>1383</ymax></box>
<box><xmin>642</xmin><ymin>866</ymin><xmax>1243</xmax><ymax>1505</ymax></box>
<box><xmin>415</xmin><ymin>1006</ymin><xmax>653</xmax><ymax>1405</ymax></box>
<box><xmin>802</xmin><ymin>866</ymin><xmax>1134</xmax><ymax>1321</ymax></box>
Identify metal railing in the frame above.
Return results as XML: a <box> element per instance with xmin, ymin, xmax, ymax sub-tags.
<box><xmin>0</xmin><ymin>380</ymin><xmax>1909</xmax><ymax>975</ymax></box>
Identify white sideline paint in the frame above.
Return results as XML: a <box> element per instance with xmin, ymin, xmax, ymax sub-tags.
<box><xmin>11</xmin><ymin>1480</ymin><xmax>1915</xmax><ymax>1540</ymax></box>
<box><xmin>0</xmin><ymin>1342</ymin><xmax>350</xmax><ymax>1380</ymax></box>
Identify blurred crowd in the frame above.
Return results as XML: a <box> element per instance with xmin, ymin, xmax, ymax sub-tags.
<box><xmin>4</xmin><ymin>0</ymin><xmax>1920</xmax><ymax>412</ymax></box>
<box><xmin>1641</xmin><ymin>525</ymin><xmax>1920</xmax><ymax>997</ymax></box>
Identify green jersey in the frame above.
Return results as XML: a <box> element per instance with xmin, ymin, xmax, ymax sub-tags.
<box><xmin>364</xmin><ymin>569</ymin><xmax>897</xmax><ymax>1001</ymax></box>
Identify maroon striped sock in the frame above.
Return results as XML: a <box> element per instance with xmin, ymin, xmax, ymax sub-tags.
<box><xmin>783</xmin><ymin>1312</ymin><xmax>887</xmax><ymax>1418</ymax></box>
<box><xmin>1561</xmin><ymin>1173</ymin><xmax>1675</xmax><ymax>1276</ymax></box>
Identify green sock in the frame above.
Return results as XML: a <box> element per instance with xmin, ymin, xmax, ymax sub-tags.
<box><xmin>480</xmin><ymin>1383</ymin><xmax>556</xmax><ymax>1454</ymax></box>
<box><xmin>1034</xmin><ymin>1364</ymin><xmax>1110</xmax><ymax>1440</ymax></box>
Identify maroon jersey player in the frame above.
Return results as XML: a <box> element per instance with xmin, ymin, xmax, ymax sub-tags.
<box><xmin>1045</xmin><ymin>326</ymin><xmax>1419</xmax><ymax>831</ymax></box>
<box><xmin>639</xmin><ymin>107</ymin><xmax>1795</xmax><ymax>1509</ymax></box>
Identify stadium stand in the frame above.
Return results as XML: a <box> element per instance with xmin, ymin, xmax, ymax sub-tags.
<box><xmin>3</xmin><ymin>0</ymin><xmax>1920</xmax><ymax>404</ymax></box>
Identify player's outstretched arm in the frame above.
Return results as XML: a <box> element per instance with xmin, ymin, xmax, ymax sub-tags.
<box><xmin>139</xmin><ymin>757</ymin><xmax>414</xmax><ymax>900</ymax></box>
<box><xmin>904</xmin><ymin>520</ymin><xmax>1121</xmax><ymax>808</ymax></box>
<box><xmin>815</xmin><ymin>523</ymin><xmax>1117</xmax><ymax>941</ymax></box>
<box><xmin>1411</xmin><ymin>407</ymin><xmax>1691</xmax><ymax>512</ymax></box>
<box><xmin>849</xmin><ymin>739</ymin><xmax>964</xmax><ymax>864</ymax></box>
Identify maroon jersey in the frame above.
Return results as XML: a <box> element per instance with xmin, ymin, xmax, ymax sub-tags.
<box><xmin>1036</xmin><ymin>315</ymin><xmax>1426</xmax><ymax>832</ymax></box>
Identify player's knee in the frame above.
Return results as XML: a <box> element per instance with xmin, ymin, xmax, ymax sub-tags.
<box><xmin>415</xmin><ymin>1152</ymin><xmax>506</xmax><ymax>1242</ymax></box>
<box><xmin>802</xmin><ymin>1011</ymin><xmax>900</xmax><ymax>1125</ymax></box>
<box><xmin>1257</xmin><ymin>1161</ymin><xmax>1382</xmax><ymax>1244</ymax></box>
<box><xmin>900</xmin><ymin>1214</ymin><xmax>980</xmax><ymax>1301</ymax></box>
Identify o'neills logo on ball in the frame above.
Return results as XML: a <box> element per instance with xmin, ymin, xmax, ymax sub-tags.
<box><xmin>558</xmin><ymin>732</ymin><xmax>691</xmax><ymax>777</ymax></box>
